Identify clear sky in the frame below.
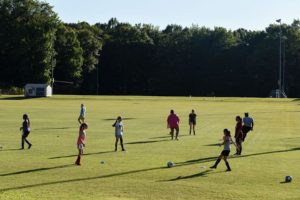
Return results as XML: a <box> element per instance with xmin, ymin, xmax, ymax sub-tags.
<box><xmin>44</xmin><ymin>0</ymin><xmax>300</xmax><ymax>30</ymax></box>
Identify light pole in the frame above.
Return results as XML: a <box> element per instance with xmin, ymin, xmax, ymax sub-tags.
<box><xmin>276</xmin><ymin>19</ymin><xmax>282</xmax><ymax>97</ymax></box>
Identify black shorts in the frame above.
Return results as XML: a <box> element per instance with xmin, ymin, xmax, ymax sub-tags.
<box><xmin>189</xmin><ymin>120</ymin><xmax>196</xmax><ymax>125</ymax></box>
<box><xmin>221</xmin><ymin>150</ymin><xmax>230</xmax><ymax>156</ymax></box>
<box><xmin>23</xmin><ymin>130</ymin><xmax>30</xmax><ymax>138</ymax></box>
<box><xmin>242</xmin><ymin>126</ymin><xmax>251</xmax><ymax>134</ymax></box>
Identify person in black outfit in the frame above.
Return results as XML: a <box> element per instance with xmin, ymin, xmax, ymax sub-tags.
<box><xmin>189</xmin><ymin>109</ymin><xmax>197</xmax><ymax>135</ymax></box>
<box><xmin>20</xmin><ymin>114</ymin><xmax>32</xmax><ymax>149</ymax></box>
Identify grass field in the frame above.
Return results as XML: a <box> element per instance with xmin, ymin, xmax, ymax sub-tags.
<box><xmin>0</xmin><ymin>95</ymin><xmax>299</xmax><ymax>200</ymax></box>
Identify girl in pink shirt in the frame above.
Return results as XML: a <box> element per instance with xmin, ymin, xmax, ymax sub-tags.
<box><xmin>75</xmin><ymin>123</ymin><xmax>88</xmax><ymax>166</ymax></box>
<box><xmin>167</xmin><ymin>110</ymin><xmax>180</xmax><ymax>140</ymax></box>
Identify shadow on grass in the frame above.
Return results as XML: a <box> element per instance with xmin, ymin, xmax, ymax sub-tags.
<box><xmin>203</xmin><ymin>143</ymin><xmax>220</xmax><ymax>147</ymax></box>
<box><xmin>33</xmin><ymin>127</ymin><xmax>75</xmax><ymax>131</ymax></box>
<box><xmin>0</xmin><ymin>166</ymin><xmax>167</xmax><ymax>192</ymax></box>
<box><xmin>161</xmin><ymin>170</ymin><xmax>227</xmax><ymax>182</ymax></box>
<box><xmin>48</xmin><ymin>150</ymin><xmax>115</xmax><ymax>159</ymax></box>
<box><xmin>176</xmin><ymin>147</ymin><xmax>300</xmax><ymax>167</ymax></box>
<box><xmin>102</xmin><ymin>118</ymin><xmax>136</xmax><ymax>121</ymax></box>
<box><xmin>148</xmin><ymin>134</ymin><xmax>190</xmax><ymax>140</ymax></box>
<box><xmin>0</xmin><ymin>96</ymin><xmax>44</xmax><ymax>100</ymax></box>
<box><xmin>1</xmin><ymin>147</ymin><xmax>299</xmax><ymax>192</ymax></box>
<box><xmin>0</xmin><ymin>148</ymin><xmax>21</xmax><ymax>152</ymax></box>
<box><xmin>0</xmin><ymin>164</ymin><xmax>74</xmax><ymax>177</ymax></box>
<box><xmin>126</xmin><ymin>139</ymin><xmax>169</xmax><ymax>145</ymax></box>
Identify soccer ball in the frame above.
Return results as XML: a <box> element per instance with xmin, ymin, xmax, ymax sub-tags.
<box><xmin>167</xmin><ymin>161</ymin><xmax>174</xmax><ymax>168</ymax></box>
<box><xmin>100</xmin><ymin>160</ymin><xmax>105</xmax><ymax>164</ymax></box>
<box><xmin>285</xmin><ymin>176</ymin><xmax>292</xmax><ymax>183</ymax></box>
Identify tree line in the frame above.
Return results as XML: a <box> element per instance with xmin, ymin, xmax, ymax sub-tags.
<box><xmin>1</xmin><ymin>0</ymin><xmax>300</xmax><ymax>97</ymax></box>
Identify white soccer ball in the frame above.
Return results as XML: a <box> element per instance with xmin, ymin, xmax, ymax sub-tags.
<box><xmin>285</xmin><ymin>176</ymin><xmax>292</xmax><ymax>183</ymax></box>
<box><xmin>167</xmin><ymin>161</ymin><xmax>174</xmax><ymax>168</ymax></box>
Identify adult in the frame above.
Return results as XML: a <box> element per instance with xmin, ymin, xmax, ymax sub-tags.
<box><xmin>242</xmin><ymin>112</ymin><xmax>254</xmax><ymax>141</ymax></box>
<box><xmin>189</xmin><ymin>109</ymin><xmax>197</xmax><ymax>135</ymax></box>
<box><xmin>78</xmin><ymin>104</ymin><xmax>86</xmax><ymax>124</ymax></box>
<box><xmin>167</xmin><ymin>110</ymin><xmax>180</xmax><ymax>140</ymax></box>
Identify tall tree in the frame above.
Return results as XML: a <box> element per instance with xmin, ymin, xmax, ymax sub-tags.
<box><xmin>0</xmin><ymin>0</ymin><xmax>59</xmax><ymax>88</ymax></box>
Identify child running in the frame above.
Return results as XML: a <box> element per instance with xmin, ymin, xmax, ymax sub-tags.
<box><xmin>19</xmin><ymin>114</ymin><xmax>32</xmax><ymax>149</ymax></box>
<box><xmin>210</xmin><ymin>129</ymin><xmax>236</xmax><ymax>171</ymax></box>
<box><xmin>234</xmin><ymin>116</ymin><xmax>243</xmax><ymax>155</ymax></box>
<box><xmin>112</xmin><ymin>116</ymin><xmax>125</xmax><ymax>151</ymax></box>
<box><xmin>75</xmin><ymin>123</ymin><xmax>88</xmax><ymax>166</ymax></box>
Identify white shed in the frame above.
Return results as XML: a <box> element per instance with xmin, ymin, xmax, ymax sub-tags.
<box><xmin>24</xmin><ymin>84</ymin><xmax>52</xmax><ymax>97</ymax></box>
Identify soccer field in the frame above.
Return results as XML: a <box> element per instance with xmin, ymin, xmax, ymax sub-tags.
<box><xmin>0</xmin><ymin>95</ymin><xmax>299</xmax><ymax>200</ymax></box>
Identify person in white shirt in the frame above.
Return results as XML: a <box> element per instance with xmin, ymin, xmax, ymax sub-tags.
<box><xmin>210</xmin><ymin>129</ymin><xmax>236</xmax><ymax>171</ymax></box>
<box><xmin>78</xmin><ymin>104</ymin><xmax>86</xmax><ymax>124</ymax></box>
<box><xmin>112</xmin><ymin>116</ymin><xmax>125</xmax><ymax>151</ymax></box>
<box><xmin>242</xmin><ymin>113</ymin><xmax>254</xmax><ymax>141</ymax></box>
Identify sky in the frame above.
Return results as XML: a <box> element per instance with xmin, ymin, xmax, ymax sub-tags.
<box><xmin>44</xmin><ymin>0</ymin><xmax>300</xmax><ymax>30</ymax></box>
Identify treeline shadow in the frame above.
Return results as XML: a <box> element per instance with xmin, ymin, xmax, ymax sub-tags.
<box><xmin>0</xmin><ymin>96</ymin><xmax>44</xmax><ymax>100</ymax></box>
<box><xmin>0</xmin><ymin>164</ymin><xmax>73</xmax><ymax>177</ymax></box>
<box><xmin>126</xmin><ymin>139</ymin><xmax>169</xmax><ymax>145</ymax></box>
<box><xmin>33</xmin><ymin>127</ymin><xmax>75</xmax><ymax>131</ymax></box>
<box><xmin>1</xmin><ymin>147</ymin><xmax>299</xmax><ymax>192</ymax></box>
<box><xmin>0</xmin><ymin>165</ymin><xmax>167</xmax><ymax>192</ymax></box>
<box><xmin>48</xmin><ymin>150</ymin><xmax>115</xmax><ymax>159</ymax></box>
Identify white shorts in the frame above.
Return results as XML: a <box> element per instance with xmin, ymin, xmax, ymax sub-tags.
<box><xmin>77</xmin><ymin>144</ymin><xmax>84</xmax><ymax>150</ymax></box>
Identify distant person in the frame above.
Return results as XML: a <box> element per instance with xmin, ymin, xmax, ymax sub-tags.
<box><xmin>78</xmin><ymin>104</ymin><xmax>86</xmax><ymax>124</ymax></box>
<box><xmin>189</xmin><ymin>109</ymin><xmax>197</xmax><ymax>135</ymax></box>
<box><xmin>210</xmin><ymin>129</ymin><xmax>236</xmax><ymax>171</ymax></box>
<box><xmin>75</xmin><ymin>123</ymin><xmax>88</xmax><ymax>166</ymax></box>
<box><xmin>20</xmin><ymin>114</ymin><xmax>32</xmax><ymax>149</ymax></box>
<box><xmin>167</xmin><ymin>110</ymin><xmax>180</xmax><ymax>140</ymax></box>
<box><xmin>242</xmin><ymin>112</ymin><xmax>254</xmax><ymax>141</ymax></box>
<box><xmin>112</xmin><ymin>116</ymin><xmax>125</xmax><ymax>151</ymax></box>
<box><xmin>234</xmin><ymin>116</ymin><xmax>243</xmax><ymax>155</ymax></box>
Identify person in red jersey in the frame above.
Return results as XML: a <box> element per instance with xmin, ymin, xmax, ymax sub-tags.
<box><xmin>75</xmin><ymin>123</ymin><xmax>88</xmax><ymax>166</ymax></box>
<box><xmin>234</xmin><ymin>116</ymin><xmax>243</xmax><ymax>155</ymax></box>
<box><xmin>167</xmin><ymin>110</ymin><xmax>180</xmax><ymax>140</ymax></box>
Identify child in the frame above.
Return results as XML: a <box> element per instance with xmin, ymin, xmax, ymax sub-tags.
<box><xmin>189</xmin><ymin>109</ymin><xmax>197</xmax><ymax>135</ymax></box>
<box><xmin>112</xmin><ymin>116</ymin><xmax>125</xmax><ymax>151</ymax></box>
<box><xmin>167</xmin><ymin>110</ymin><xmax>180</xmax><ymax>140</ymax></box>
<box><xmin>75</xmin><ymin>123</ymin><xmax>88</xmax><ymax>165</ymax></box>
<box><xmin>19</xmin><ymin>114</ymin><xmax>32</xmax><ymax>149</ymax></box>
<box><xmin>235</xmin><ymin>116</ymin><xmax>243</xmax><ymax>155</ymax></box>
<box><xmin>78</xmin><ymin>104</ymin><xmax>86</xmax><ymax>124</ymax></box>
<box><xmin>210</xmin><ymin>129</ymin><xmax>236</xmax><ymax>171</ymax></box>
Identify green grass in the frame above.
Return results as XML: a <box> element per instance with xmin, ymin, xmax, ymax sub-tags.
<box><xmin>0</xmin><ymin>95</ymin><xmax>299</xmax><ymax>200</ymax></box>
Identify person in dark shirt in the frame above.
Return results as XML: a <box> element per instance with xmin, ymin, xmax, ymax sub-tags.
<box><xmin>189</xmin><ymin>109</ymin><xmax>197</xmax><ymax>135</ymax></box>
<box><xmin>19</xmin><ymin>114</ymin><xmax>32</xmax><ymax>149</ymax></box>
<box><xmin>234</xmin><ymin>116</ymin><xmax>243</xmax><ymax>155</ymax></box>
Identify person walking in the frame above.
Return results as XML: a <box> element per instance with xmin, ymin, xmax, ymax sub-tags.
<box><xmin>167</xmin><ymin>110</ymin><xmax>180</xmax><ymax>140</ymax></box>
<box><xmin>20</xmin><ymin>114</ymin><xmax>32</xmax><ymax>149</ymax></box>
